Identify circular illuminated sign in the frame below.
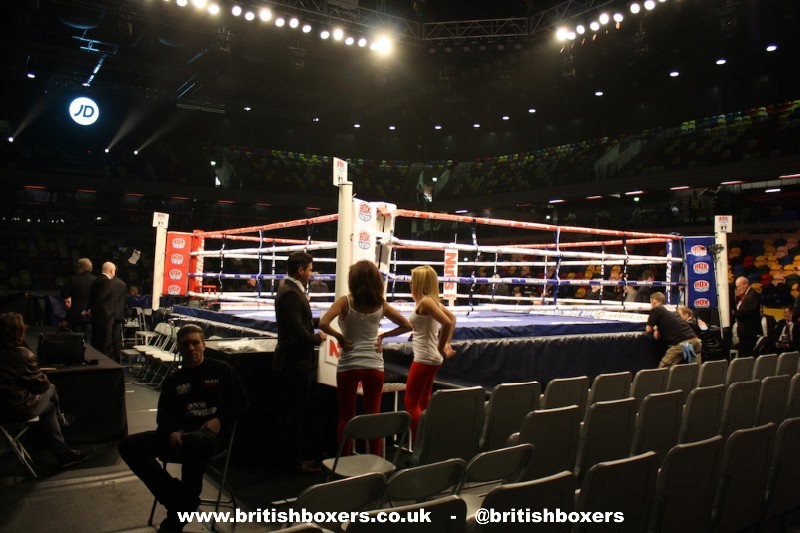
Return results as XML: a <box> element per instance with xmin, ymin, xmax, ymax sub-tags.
<box><xmin>68</xmin><ymin>97</ymin><xmax>100</xmax><ymax>126</ymax></box>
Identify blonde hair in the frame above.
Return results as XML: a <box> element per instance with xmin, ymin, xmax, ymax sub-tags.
<box><xmin>410</xmin><ymin>265</ymin><xmax>440</xmax><ymax>303</ymax></box>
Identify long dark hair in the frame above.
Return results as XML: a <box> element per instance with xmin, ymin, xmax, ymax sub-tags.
<box><xmin>349</xmin><ymin>260</ymin><xmax>385</xmax><ymax>309</ymax></box>
<box><xmin>0</xmin><ymin>312</ymin><xmax>26</xmax><ymax>345</ymax></box>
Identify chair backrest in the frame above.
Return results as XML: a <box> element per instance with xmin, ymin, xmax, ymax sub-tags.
<box><xmin>471</xmin><ymin>471</ymin><xmax>576</xmax><ymax>533</ymax></box>
<box><xmin>697</xmin><ymin>359</ymin><xmax>728</xmax><ymax>387</ymax></box>
<box><xmin>481</xmin><ymin>381</ymin><xmax>540</xmax><ymax>451</ymax></box>
<box><xmin>586</xmin><ymin>371</ymin><xmax>632</xmax><ymax>407</ymax></box>
<box><xmin>666</xmin><ymin>364</ymin><xmax>700</xmax><ymax>404</ymax></box>
<box><xmin>347</xmin><ymin>495</ymin><xmax>467</xmax><ymax>533</ymax></box>
<box><xmin>726</xmin><ymin>356</ymin><xmax>755</xmax><ymax>386</ymax></box>
<box><xmin>631</xmin><ymin>390</ymin><xmax>682</xmax><ymax>465</ymax></box>
<box><xmin>459</xmin><ymin>444</ymin><xmax>534</xmax><ymax>490</ymax></box>
<box><xmin>412</xmin><ymin>387</ymin><xmax>485</xmax><ymax>465</ymax></box>
<box><xmin>517</xmin><ymin>405</ymin><xmax>581</xmax><ymax>480</ymax></box>
<box><xmin>720</xmin><ymin>379</ymin><xmax>760</xmax><ymax>439</ymax></box>
<box><xmin>713</xmin><ymin>423</ymin><xmax>776</xmax><ymax>532</ymax></box>
<box><xmin>540</xmin><ymin>376</ymin><xmax>589</xmax><ymax>412</ymax></box>
<box><xmin>756</xmin><ymin>374</ymin><xmax>791</xmax><ymax>426</ymax></box>
<box><xmin>678</xmin><ymin>384</ymin><xmax>726</xmax><ymax>444</ymax></box>
<box><xmin>776</xmin><ymin>351</ymin><xmax>799</xmax><ymax>376</ymax></box>
<box><xmin>575</xmin><ymin>452</ymin><xmax>659</xmax><ymax>533</ymax></box>
<box><xmin>788</xmin><ymin>373</ymin><xmax>800</xmax><ymax>419</ymax></box>
<box><xmin>332</xmin><ymin>412</ymin><xmax>410</xmax><ymax>472</ymax></box>
<box><xmin>631</xmin><ymin>368</ymin><xmax>669</xmax><ymax>409</ymax></box>
<box><xmin>753</xmin><ymin>353</ymin><xmax>778</xmax><ymax>380</ymax></box>
<box><xmin>295</xmin><ymin>472</ymin><xmax>385</xmax><ymax>520</ymax></box>
<box><xmin>380</xmin><ymin>458</ymin><xmax>465</xmax><ymax>507</ymax></box>
<box><xmin>650</xmin><ymin>436</ymin><xmax>724</xmax><ymax>533</ymax></box>
<box><xmin>764</xmin><ymin>417</ymin><xmax>800</xmax><ymax>520</ymax></box>
<box><xmin>574</xmin><ymin>397</ymin><xmax>637</xmax><ymax>479</ymax></box>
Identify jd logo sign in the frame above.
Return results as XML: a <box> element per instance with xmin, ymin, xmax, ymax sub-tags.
<box><xmin>68</xmin><ymin>97</ymin><xmax>99</xmax><ymax>126</ymax></box>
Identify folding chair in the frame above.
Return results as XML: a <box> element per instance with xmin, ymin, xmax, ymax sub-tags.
<box><xmin>379</xmin><ymin>458</ymin><xmax>465</xmax><ymax>508</ymax></box>
<box><xmin>292</xmin><ymin>472</ymin><xmax>385</xmax><ymax>529</ymax></box>
<box><xmin>148</xmin><ymin>423</ymin><xmax>238</xmax><ymax>531</ymax></box>
<box><xmin>0</xmin><ymin>417</ymin><xmax>40</xmax><ymax>478</ymax></box>
<box><xmin>763</xmin><ymin>417</ymin><xmax>800</xmax><ymax>524</ymax></box>
<box><xmin>719</xmin><ymin>379</ymin><xmax>759</xmax><ymax>439</ymax></box>
<box><xmin>574</xmin><ymin>397</ymin><xmax>637</xmax><ymax>479</ymax></box>
<box><xmin>540</xmin><ymin>376</ymin><xmax>589</xmax><ymax>413</ymax></box>
<box><xmin>456</xmin><ymin>444</ymin><xmax>534</xmax><ymax>516</ymax></box>
<box><xmin>514</xmin><ymin>405</ymin><xmax>581</xmax><ymax>480</ymax></box>
<box><xmin>630</xmin><ymin>368</ymin><xmax>668</xmax><ymax>410</ymax></box>
<box><xmin>755</xmin><ymin>374</ymin><xmax>791</xmax><ymax>426</ymax></box>
<box><xmin>776</xmin><ymin>351</ymin><xmax>799</xmax><ymax>376</ymax></box>
<box><xmin>480</xmin><ymin>382</ymin><xmax>540</xmax><ymax>451</ymax></box>
<box><xmin>697</xmin><ymin>360</ymin><xmax>728</xmax><ymax>387</ymax></box>
<box><xmin>678</xmin><ymin>384</ymin><xmax>726</xmax><ymax>444</ymax></box>
<box><xmin>725</xmin><ymin>356</ymin><xmax>755</xmax><ymax>386</ymax></box>
<box><xmin>666</xmin><ymin>363</ymin><xmax>699</xmax><ymax>405</ymax></box>
<box><xmin>586</xmin><ymin>371</ymin><xmax>632</xmax><ymax>407</ymax></box>
<box><xmin>630</xmin><ymin>390</ymin><xmax>682</xmax><ymax>465</ymax></box>
<box><xmin>753</xmin><ymin>353</ymin><xmax>778</xmax><ymax>380</ymax></box>
<box><xmin>411</xmin><ymin>387</ymin><xmax>485</xmax><ymax>466</ymax></box>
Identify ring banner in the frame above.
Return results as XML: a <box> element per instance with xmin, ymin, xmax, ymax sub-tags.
<box><xmin>684</xmin><ymin>236</ymin><xmax>718</xmax><ymax>309</ymax></box>
<box><xmin>163</xmin><ymin>231</ymin><xmax>193</xmax><ymax>296</ymax></box>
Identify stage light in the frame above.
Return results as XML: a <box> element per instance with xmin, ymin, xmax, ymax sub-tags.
<box><xmin>528</xmin><ymin>108</ymin><xmax>536</xmax><ymax>113</ymax></box>
<box><xmin>133</xmin><ymin>150</ymin><xmax>139</xmax><ymax>155</ymax></box>
<box><xmin>630</xmin><ymin>3</ymin><xmax>641</xmax><ymax>14</ymax></box>
<box><xmin>275</xmin><ymin>17</ymin><xmax>285</xmax><ymax>27</ymax></box>
<box><xmin>244</xmin><ymin>11</ymin><xmax>255</xmax><ymax>21</ymax></box>
<box><xmin>595</xmin><ymin>90</ymin><xmax>604</xmax><ymax>96</ymax></box>
<box><xmin>590</xmin><ymin>21</ymin><xmax>600</xmax><ymax>31</ymax></box>
<box><xmin>26</xmin><ymin>73</ymin><xmax>35</xmax><ymax>79</ymax></box>
<box><xmin>358</xmin><ymin>37</ymin><xmax>367</xmax><ymax>47</ymax></box>
<box><xmin>716</xmin><ymin>58</ymin><xmax>727</xmax><ymax>65</ymax></box>
<box><xmin>765</xmin><ymin>188</ymin><xmax>781</xmax><ymax>193</ymax></box>
<box><xmin>289</xmin><ymin>17</ymin><xmax>299</xmax><ymax>29</ymax></box>
<box><xmin>303</xmin><ymin>24</ymin><xmax>312</xmax><ymax>33</ymax></box>
<box><xmin>388</xmin><ymin>125</ymin><xmax>396</xmax><ymax>130</ymax></box>
<box><xmin>613</xmin><ymin>13</ymin><xmax>623</xmax><ymax>23</ymax></box>
<box><xmin>104</xmin><ymin>148</ymin><xmax>109</xmax><ymax>153</ymax></box>
<box><xmin>320</xmin><ymin>30</ymin><xmax>330</xmax><ymax>39</ymax></box>
<box><xmin>191</xmin><ymin>0</ymin><xmax>206</xmax><ymax>8</ymax></box>
<box><xmin>345</xmin><ymin>36</ymin><xmax>354</xmax><ymax>45</ymax></box>
<box><xmin>502</xmin><ymin>115</ymin><xmax>510</xmax><ymax>121</ymax></box>
<box><xmin>243</xmin><ymin>106</ymin><xmax>251</xmax><ymax>111</ymax></box>
<box><xmin>644</xmin><ymin>0</ymin><xmax>656</xmax><ymax>10</ymax></box>
<box><xmin>556</xmin><ymin>27</ymin><xmax>569</xmax><ymax>41</ymax></box>
<box><xmin>549</xmin><ymin>199</ymin><xmax>565</xmax><ymax>204</ymax></box>
<box><xmin>567</xmin><ymin>31</ymin><xmax>576</xmax><ymax>40</ymax></box>
<box><xmin>8</xmin><ymin>136</ymin><xmax>14</xmax><ymax>143</ymax></box>
<box><xmin>434</xmin><ymin>124</ymin><xmax>442</xmax><ymax>130</ymax></box>
<box><xmin>353</xmin><ymin>123</ymin><xmax>360</xmax><ymax>128</ymax></box>
<box><xmin>599</xmin><ymin>13</ymin><xmax>610</xmax><ymax>25</ymax></box>
<box><xmin>333</xmin><ymin>28</ymin><xmax>344</xmax><ymax>40</ymax></box>
<box><xmin>208</xmin><ymin>3</ymin><xmax>220</xmax><ymax>15</ymax></box>
<box><xmin>312</xmin><ymin>117</ymin><xmax>320</xmax><ymax>122</ymax></box>
<box><xmin>576</xmin><ymin>24</ymin><xmax>586</xmax><ymax>35</ymax></box>
<box><xmin>473</xmin><ymin>123</ymin><xmax>481</xmax><ymax>128</ymax></box>
<box><xmin>210</xmin><ymin>160</ymin><xmax>216</xmax><ymax>166</ymax></box>
<box><xmin>372</xmin><ymin>35</ymin><xmax>393</xmax><ymax>55</ymax></box>
<box><xmin>259</xmin><ymin>8</ymin><xmax>271</xmax><ymax>21</ymax></box>
<box><xmin>766</xmin><ymin>44</ymin><xmax>778</xmax><ymax>52</ymax></box>
<box><xmin>669</xmin><ymin>70</ymin><xmax>679</xmax><ymax>77</ymax></box>
<box><xmin>176</xmin><ymin>0</ymin><xmax>188</xmax><ymax>6</ymax></box>
<box><xmin>231</xmin><ymin>4</ymin><xmax>241</xmax><ymax>16</ymax></box>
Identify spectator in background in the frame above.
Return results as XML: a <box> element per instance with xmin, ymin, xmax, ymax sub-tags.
<box><xmin>87</xmin><ymin>262</ymin><xmax>117</xmax><ymax>356</ymax></box>
<box><xmin>110</xmin><ymin>273</ymin><xmax>128</xmax><ymax>363</ymax></box>
<box><xmin>491</xmin><ymin>273</ymin><xmax>510</xmax><ymax>301</ymax></box>
<box><xmin>646</xmin><ymin>293</ymin><xmax>702</xmax><ymax>368</ymax></box>
<box><xmin>308</xmin><ymin>272</ymin><xmax>330</xmax><ymax>303</ymax></box>
<box><xmin>62</xmin><ymin>258</ymin><xmax>95</xmax><ymax>341</ymax></box>
<box><xmin>772</xmin><ymin>305</ymin><xmax>799</xmax><ymax>354</ymax></box>
<box><xmin>635</xmin><ymin>270</ymin><xmax>655</xmax><ymax>304</ymax></box>
<box><xmin>733</xmin><ymin>276</ymin><xmax>761</xmax><ymax>357</ymax></box>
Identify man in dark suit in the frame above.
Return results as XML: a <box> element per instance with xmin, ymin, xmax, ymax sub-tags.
<box><xmin>87</xmin><ymin>262</ymin><xmax>117</xmax><ymax>355</ymax></box>
<box><xmin>63</xmin><ymin>258</ymin><xmax>96</xmax><ymax>340</ymax></box>
<box><xmin>772</xmin><ymin>305</ymin><xmax>799</xmax><ymax>354</ymax></box>
<box><xmin>733</xmin><ymin>276</ymin><xmax>761</xmax><ymax>357</ymax></box>
<box><xmin>273</xmin><ymin>252</ymin><xmax>326</xmax><ymax>474</ymax></box>
<box><xmin>110</xmin><ymin>273</ymin><xmax>128</xmax><ymax>362</ymax></box>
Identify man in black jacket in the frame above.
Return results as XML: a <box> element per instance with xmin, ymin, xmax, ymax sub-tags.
<box><xmin>273</xmin><ymin>251</ymin><xmax>327</xmax><ymax>474</ymax></box>
<box><xmin>119</xmin><ymin>324</ymin><xmax>248</xmax><ymax>533</ymax></box>
<box><xmin>110</xmin><ymin>274</ymin><xmax>128</xmax><ymax>362</ymax></box>
<box><xmin>772</xmin><ymin>305</ymin><xmax>799</xmax><ymax>354</ymax></box>
<box><xmin>63</xmin><ymin>258</ymin><xmax>96</xmax><ymax>340</ymax></box>
<box><xmin>87</xmin><ymin>262</ymin><xmax>117</xmax><ymax>355</ymax></box>
<box><xmin>733</xmin><ymin>276</ymin><xmax>761</xmax><ymax>357</ymax></box>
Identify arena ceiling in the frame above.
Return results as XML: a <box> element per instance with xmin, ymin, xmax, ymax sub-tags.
<box><xmin>1</xmin><ymin>0</ymin><xmax>798</xmax><ymax>148</ymax></box>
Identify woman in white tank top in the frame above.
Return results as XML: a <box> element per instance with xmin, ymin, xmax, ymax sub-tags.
<box><xmin>405</xmin><ymin>265</ymin><xmax>456</xmax><ymax>441</ymax></box>
<box><xmin>319</xmin><ymin>260</ymin><xmax>412</xmax><ymax>454</ymax></box>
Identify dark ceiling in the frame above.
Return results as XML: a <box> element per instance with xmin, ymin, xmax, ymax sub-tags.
<box><xmin>1</xmin><ymin>0</ymin><xmax>798</xmax><ymax>155</ymax></box>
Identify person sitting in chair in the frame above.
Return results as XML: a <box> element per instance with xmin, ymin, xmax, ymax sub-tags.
<box><xmin>119</xmin><ymin>324</ymin><xmax>248</xmax><ymax>533</ymax></box>
<box><xmin>0</xmin><ymin>312</ymin><xmax>87</xmax><ymax>468</ymax></box>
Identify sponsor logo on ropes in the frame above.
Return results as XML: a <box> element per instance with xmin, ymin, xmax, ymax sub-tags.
<box><xmin>692</xmin><ymin>262</ymin><xmax>709</xmax><ymax>274</ymax></box>
<box><xmin>689</xmin><ymin>245</ymin><xmax>707</xmax><ymax>257</ymax></box>
<box><xmin>358</xmin><ymin>230</ymin><xmax>371</xmax><ymax>250</ymax></box>
<box><xmin>169</xmin><ymin>269</ymin><xmax>183</xmax><ymax>280</ymax></box>
<box><xmin>167</xmin><ymin>284</ymin><xmax>182</xmax><ymax>295</ymax></box>
<box><xmin>694</xmin><ymin>298</ymin><xmax>711</xmax><ymax>308</ymax></box>
<box><xmin>358</xmin><ymin>202</ymin><xmax>372</xmax><ymax>222</ymax></box>
<box><xmin>172</xmin><ymin>237</ymin><xmax>186</xmax><ymax>249</ymax></box>
<box><xmin>170</xmin><ymin>254</ymin><xmax>184</xmax><ymax>265</ymax></box>
<box><xmin>693</xmin><ymin>280</ymin><xmax>710</xmax><ymax>292</ymax></box>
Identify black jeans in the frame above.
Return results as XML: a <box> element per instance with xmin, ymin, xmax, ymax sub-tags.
<box><xmin>119</xmin><ymin>429</ymin><xmax>223</xmax><ymax>513</ymax></box>
<box><xmin>29</xmin><ymin>383</ymin><xmax>69</xmax><ymax>456</ymax></box>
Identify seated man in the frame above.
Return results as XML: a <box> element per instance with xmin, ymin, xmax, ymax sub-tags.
<box><xmin>0</xmin><ymin>312</ymin><xmax>87</xmax><ymax>468</ymax></box>
<box><xmin>119</xmin><ymin>324</ymin><xmax>248</xmax><ymax>533</ymax></box>
<box><xmin>646</xmin><ymin>292</ymin><xmax>702</xmax><ymax>368</ymax></box>
<box><xmin>772</xmin><ymin>305</ymin><xmax>799</xmax><ymax>354</ymax></box>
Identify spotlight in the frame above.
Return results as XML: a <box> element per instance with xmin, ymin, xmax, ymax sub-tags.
<box><xmin>766</xmin><ymin>44</ymin><xmax>778</xmax><ymax>52</ymax></box>
<box><xmin>312</xmin><ymin>117</ymin><xmax>320</xmax><ymax>122</ymax></box>
<box><xmin>289</xmin><ymin>18</ymin><xmax>299</xmax><ymax>29</ymax></box>
<box><xmin>372</xmin><ymin>35</ymin><xmax>393</xmax><ymax>55</ymax></box>
<box><xmin>231</xmin><ymin>4</ymin><xmax>241</xmax><ymax>16</ymax></box>
<box><xmin>434</xmin><ymin>124</ymin><xmax>442</xmax><ymax>130</ymax></box>
<box><xmin>243</xmin><ymin>106</ymin><xmax>252</xmax><ymax>111</ymax></box>
<box><xmin>259</xmin><ymin>8</ymin><xmax>271</xmax><ymax>21</ymax></box>
<box><xmin>133</xmin><ymin>150</ymin><xmax>139</xmax><ymax>155</ymax></box>
<box><xmin>275</xmin><ymin>17</ymin><xmax>285</xmax><ymax>27</ymax></box>
<box><xmin>208</xmin><ymin>3</ymin><xmax>220</xmax><ymax>15</ymax></box>
<box><xmin>644</xmin><ymin>0</ymin><xmax>656</xmax><ymax>10</ymax></box>
<box><xmin>320</xmin><ymin>30</ymin><xmax>330</xmax><ymax>39</ymax></box>
<box><xmin>576</xmin><ymin>25</ymin><xmax>586</xmax><ymax>35</ymax></box>
<box><xmin>567</xmin><ymin>31</ymin><xmax>576</xmax><ymax>40</ymax></box>
<box><xmin>556</xmin><ymin>27</ymin><xmax>569</xmax><ymax>41</ymax></box>
<box><xmin>302</xmin><ymin>24</ymin><xmax>312</xmax><ymax>33</ymax></box>
<box><xmin>613</xmin><ymin>13</ymin><xmax>623</xmax><ymax>23</ymax></box>
<box><xmin>716</xmin><ymin>58</ymin><xmax>727</xmax><ymax>65</ymax></box>
<box><xmin>599</xmin><ymin>13</ymin><xmax>610</xmax><ymax>25</ymax></box>
<box><xmin>353</xmin><ymin>123</ymin><xmax>360</xmax><ymax>128</ymax></box>
<box><xmin>177</xmin><ymin>0</ymin><xmax>188</xmax><ymax>6</ymax></box>
<box><xmin>528</xmin><ymin>108</ymin><xmax>536</xmax><ymax>113</ymax></box>
<box><xmin>8</xmin><ymin>136</ymin><xmax>14</xmax><ymax>143</ymax></box>
<box><xmin>473</xmin><ymin>123</ymin><xmax>480</xmax><ymax>128</ymax></box>
<box><xmin>358</xmin><ymin>37</ymin><xmax>367</xmax><ymax>47</ymax></box>
<box><xmin>388</xmin><ymin>125</ymin><xmax>396</xmax><ymax>130</ymax></box>
<box><xmin>502</xmin><ymin>115</ymin><xmax>510</xmax><ymax>121</ymax></box>
<box><xmin>104</xmin><ymin>148</ymin><xmax>109</xmax><ymax>153</ymax></box>
<box><xmin>594</xmin><ymin>90</ymin><xmax>604</xmax><ymax>96</ymax></box>
<box><xmin>669</xmin><ymin>70</ymin><xmax>679</xmax><ymax>77</ymax></box>
<box><xmin>191</xmin><ymin>0</ymin><xmax>206</xmax><ymax>7</ymax></box>
<box><xmin>333</xmin><ymin>28</ymin><xmax>344</xmax><ymax>41</ymax></box>
<box><xmin>345</xmin><ymin>36</ymin><xmax>354</xmax><ymax>45</ymax></box>
<box><xmin>630</xmin><ymin>3</ymin><xmax>641</xmax><ymax>14</ymax></box>
<box><xmin>26</xmin><ymin>73</ymin><xmax>36</xmax><ymax>79</ymax></box>
<box><xmin>244</xmin><ymin>11</ymin><xmax>255</xmax><ymax>21</ymax></box>
<box><xmin>590</xmin><ymin>21</ymin><xmax>600</xmax><ymax>31</ymax></box>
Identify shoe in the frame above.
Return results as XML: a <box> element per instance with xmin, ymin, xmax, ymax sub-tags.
<box><xmin>158</xmin><ymin>513</ymin><xmax>185</xmax><ymax>533</ymax></box>
<box><xmin>56</xmin><ymin>449</ymin><xmax>88</xmax><ymax>468</ymax></box>
<box><xmin>58</xmin><ymin>412</ymin><xmax>75</xmax><ymax>428</ymax></box>
<box><xmin>299</xmin><ymin>459</ymin><xmax>322</xmax><ymax>474</ymax></box>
